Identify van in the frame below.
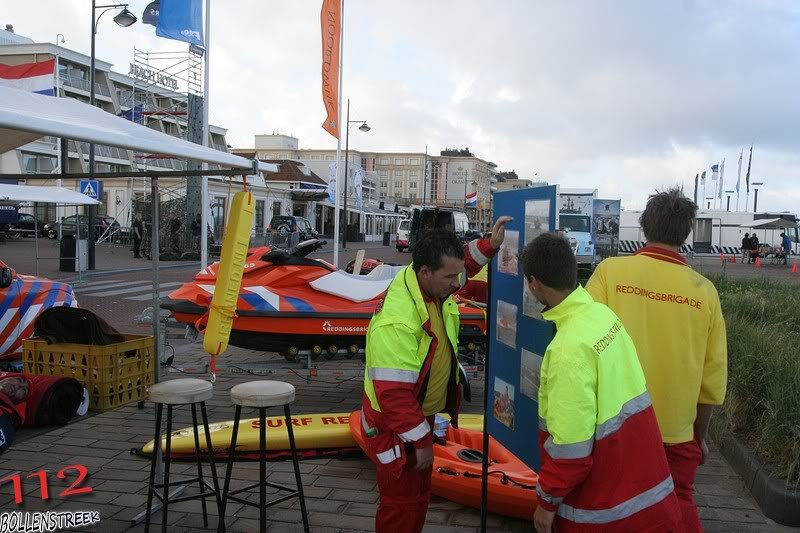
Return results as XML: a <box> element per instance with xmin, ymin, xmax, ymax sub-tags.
<box><xmin>396</xmin><ymin>219</ymin><xmax>411</xmax><ymax>252</ymax></box>
<box><xmin>408</xmin><ymin>207</ymin><xmax>470</xmax><ymax>252</ymax></box>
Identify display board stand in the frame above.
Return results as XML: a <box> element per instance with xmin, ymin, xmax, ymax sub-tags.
<box><xmin>479</xmin><ymin>186</ymin><xmax>559</xmax><ymax>531</ymax></box>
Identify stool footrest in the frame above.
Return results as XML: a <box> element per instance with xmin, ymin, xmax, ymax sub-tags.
<box><xmin>150</xmin><ymin>478</ymin><xmax>217</xmax><ymax>503</ymax></box>
<box><xmin>228</xmin><ymin>480</ymin><xmax>298</xmax><ymax>497</ymax></box>
<box><xmin>225</xmin><ymin>491</ymin><xmax>301</xmax><ymax>510</ymax></box>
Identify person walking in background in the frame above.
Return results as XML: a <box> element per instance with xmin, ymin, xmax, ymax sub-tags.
<box><xmin>132</xmin><ymin>214</ymin><xmax>143</xmax><ymax>259</ymax></box>
<box><xmin>780</xmin><ymin>232</ymin><xmax>792</xmax><ymax>264</ymax></box>
<box><xmin>523</xmin><ymin>233</ymin><xmax>679</xmax><ymax>533</ymax></box>
<box><xmin>740</xmin><ymin>233</ymin><xmax>750</xmax><ymax>263</ymax></box>
<box><xmin>586</xmin><ymin>188</ymin><xmax>727</xmax><ymax>533</ymax></box>
<box><xmin>748</xmin><ymin>233</ymin><xmax>760</xmax><ymax>264</ymax></box>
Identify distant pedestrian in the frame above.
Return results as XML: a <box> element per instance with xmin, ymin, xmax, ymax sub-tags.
<box><xmin>749</xmin><ymin>234</ymin><xmax>760</xmax><ymax>264</ymax></box>
<box><xmin>169</xmin><ymin>217</ymin><xmax>182</xmax><ymax>253</ymax></box>
<box><xmin>741</xmin><ymin>233</ymin><xmax>750</xmax><ymax>263</ymax></box>
<box><xmin>132</xmin><ymin>214</ymin><xmax>143</xmax><ymax>259</ymax></box>
<box><xmin>780</xmin><ymin>232</ymin><xmax>792</xmax><ymax>264</ymax></box>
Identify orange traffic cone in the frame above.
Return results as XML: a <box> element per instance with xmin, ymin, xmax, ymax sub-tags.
<box><xmin>792</xmin><ymin>259</ymin><xmax>798</xmax><ymax>274</ymax></box>
<box><xmin>755</xmin><ymin>257</ymin><xmax>762</xmax><ymax>268</ymax></box>
<box><xmin>720</xmin><ymin>254</ymin><xmax>725</xmax><ymax>263</ymax></box>
<box><xmin>731</xmin><ymin>254</ymin><xmax>736</xmax><ymax>263</ymax></box>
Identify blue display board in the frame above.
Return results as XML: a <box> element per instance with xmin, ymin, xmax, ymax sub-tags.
<box><xmin>485</xmin><ymin>186</ymin><xmax>558</xmax><ymax>472</ymax></box>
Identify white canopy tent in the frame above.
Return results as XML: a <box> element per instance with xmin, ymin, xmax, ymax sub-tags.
<box><xmin>748</xmin><ymin>218</ymin><xmax>800</xmax><ymax>230</ymax></box>
<box><xmin>0</xmin><ymin>85</ymin><xmax>276</xmax><ymax>173</ymax></box>
<box><xmin>0</xmin><ymin>184</ymin><xmax>101</xmax><ymax>205</ymax></box>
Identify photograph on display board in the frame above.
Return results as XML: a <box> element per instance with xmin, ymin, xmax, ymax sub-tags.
<box><xmin>523</xmin><ymin>282</ymin><xmax>545</xmax><ymax>319</ymax></box>
<box><xmin>520</xmin><ymin>349</ymin><xmax>544</xmax><ymax>401</ymax></box>
<box><xmin>498</xmin><ymin>230</ymin><xmax>520</xmax><ymax>276</ymax></box>
<box><xmin>493</xmin><ymin>377</ymin><xmax>516</xmax><ymax>430</ymax></box>
<box><xmin>592</xmin><ymin>199</ymin><xmax>621</xmax><ymax>259</ymax></box>
<box><xmin>524</xmin><ymin>199</ymin><xmax>550</xmax><ymax>245</ymax></box>
<box><xmin>496</xmin><ymin>300</ymin><xmax>518</xmax><ymax>348</ymax></box>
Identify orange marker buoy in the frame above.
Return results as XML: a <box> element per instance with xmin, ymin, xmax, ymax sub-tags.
<box><xmin>720</xmin><ymin>254</ymin><xmax>725</xmax><ymax>263</ymax></box>
<box><xmin>731</xmin><ymin>254</ymin><xmax>736</xmax><ymax>263</ymax></box>
<box><xmin>755</xmin><ymin>257</ymin><xmax>762</xmax><ymax>268</ymax></box>
<box><xmin>792</xmin><ymin>259</ymin><xmax>798</xmax><ymax>274</ymax></box>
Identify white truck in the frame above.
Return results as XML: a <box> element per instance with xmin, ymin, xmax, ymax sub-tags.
<box><xmin>558</xmin><ymin>188</ymin><xmax>598</xmax><ymax>266</ymax></box>
<box><xmin>619</xmin><ymin>209</ymin><xmax>799</xmax><ymax>255</ymax></box>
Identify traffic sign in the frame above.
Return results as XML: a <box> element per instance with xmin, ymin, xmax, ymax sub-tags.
<box><xmin>79</xmin><ymin>180</ymin><xmax>103</xmax><ymax>201</ymax></box>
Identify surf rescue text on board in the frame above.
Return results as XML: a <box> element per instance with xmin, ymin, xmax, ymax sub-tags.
<box><xmin>251</xmin><ymin>415</ymin><xmax>349</xmax><ymax>429</ymax></box>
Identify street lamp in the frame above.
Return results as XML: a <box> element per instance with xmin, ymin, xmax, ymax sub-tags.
<box><xmin>752</xmin><ymin>182</ymin><xmax>764</xmax><ymax>212</ymax></box>
<box><xmin>724</xmin><ymin>190</ymin><xmax>734</xmax><ymax>212</ymax></box>
<box><xmin>88</xmin><ymin>2</ymin><xmax>136</xmax><ymax>269</ymax></box>
<box><xmin>342</xmin><ymin>98</ymin><xmax>370</xmax><ymax>250</ymax></box>
<box><xmin>55</xmin><ymin>33</ymin><xmax>66</xmax><ymax>45</ymax></box>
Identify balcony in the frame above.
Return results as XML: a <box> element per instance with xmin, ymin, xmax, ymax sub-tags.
<box><xmin>62</xmin><ymin>75</ymin><xmax>112</xmax><ymax>97</ymax></box>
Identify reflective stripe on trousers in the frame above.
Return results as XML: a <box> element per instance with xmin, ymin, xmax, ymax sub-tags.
<box><xmin>557</xmin><ymin>475</ymin><xmax>675</xmax><ymax>524</ymax></box>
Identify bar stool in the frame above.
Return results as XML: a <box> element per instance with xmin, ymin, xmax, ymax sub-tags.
<box><xmin>218</xmin><ymin>380</ymin><xmax>310</xmax><ymax>533</ymax></box>
<box><xmin>145</xmin><ymin>378</ymin><xmax>221</xmax><ymax>533</ymax></box>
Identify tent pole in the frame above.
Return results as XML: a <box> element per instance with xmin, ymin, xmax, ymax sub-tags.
<box><xmin>33</xmin><ymin>202</ymin><xmax>40</xmax><ymax>277</ymax></box>
<box><xmin>151</xmin><ymin>175</ymin><xmax>161</xmax><ymax>378</ymax></box>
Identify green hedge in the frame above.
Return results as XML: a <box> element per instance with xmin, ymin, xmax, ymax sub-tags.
<box><xmin>710</xmin><ymin>276</ymin><xmax>800</xmax><ymax>485</ymax></box>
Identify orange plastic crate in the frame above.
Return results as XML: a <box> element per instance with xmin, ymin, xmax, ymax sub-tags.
<box><xmin>22</xmin><ymin>334</ymin><xmax>155</xmax><ymax>412</ymax></box>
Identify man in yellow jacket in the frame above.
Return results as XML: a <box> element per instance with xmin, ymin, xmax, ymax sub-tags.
<box><xmin>360</xmin><ymin>216</ymin><xmax>511</xmax><ymax>533</ymax></box>
<box><xmin>522</xmin><ymin>233</ymin><xmax>679</xmax><ymax>532</ymax></box>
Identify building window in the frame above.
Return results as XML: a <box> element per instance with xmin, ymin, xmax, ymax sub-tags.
<box><xmin>212</xmin><ymin>196</ymin><xmax>226</xmax><ymax>230</ymax></box>
<box><xmin>394</xmin><ymin>181</ymin><xmax>402</xmax><ymax>188</ymax></box>
<box><xmin>380</xmin><ymin>180</ymin><xmax>387</xmax><ymax>188</ymax></box>
<box><xmin>409</xmin><ymin>182</ymin><xmax>417</xmax><ymax>189</ymax></box>
<box><xmin>409</xmin><ymin>170</ymin><xmax>418</xmax><ymax>177</ymax></box>
<box><xmin>255</xmin><ymin>200</ymin><xmax>265</xmax><ymax>231</ymax></box>
<box><xmin>394</xmin><ymin>170</ymin><xmax>403</xmax><ymax>178</ymax></box>
<box><xmin>409</xmin><ymin>158</ymin><xmax>419</xmax><ymax>165</ymax></box>
<box><xmin>380</xmin><ymin>158</ymin><xmax>389</xmax><ymax>165</ymax></box>
<box><xmin>22</xmin><ymin>154</ymin><xmax>56</xmax><ymax>174</ymax></box>
<box><xmin>380</xmin><ymin>192</ymin><xmax>386</xmax><ymax>198</ymax></box>
<box><xmin>272</xmin><ymin>201</ymin><xmax>282</xmax><ymax>218</ymax></box>
<box><xmin>327</xmin><ymin>155</ymin><xmax>334</xmax><ymax>160</ymax></box>
<box><xmin>409</xmin><ymin>193</ymin><xmax>416</xmax><ymax>199</ymax></box>
<box><xmin>379</xmin><ymin>170</ymin><xmax>388</xmax><ymax>177</ymax></box>
<box><xmin>394</xmin><ymin>158</ymin><xmax>404</xmax><ymax>165</ymax></box>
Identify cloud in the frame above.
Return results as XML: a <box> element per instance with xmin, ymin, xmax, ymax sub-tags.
<box><xmin>4</xmin><ymin>0</ymin><xmax>799</xmax><ymax>211</ymax></box>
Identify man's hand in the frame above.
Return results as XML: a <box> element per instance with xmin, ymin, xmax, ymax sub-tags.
<box><xmin>534</xmin><ymin>506</ymin><xmax>555</xmax><ymax>533</ymax></box>
<box><xmin>414</xmin><ymin>445</ymin><xmax>434</xmax><ymax>471</ymax></box>
<box><xmin>698</xmin><ymin>438</ymin><xmax>709</xmax><ymax>465</ymax></box>
<box><xmin>489</xmin><ymin>216</ymin><xmax>514</xmax><ymax>250</ymax></box>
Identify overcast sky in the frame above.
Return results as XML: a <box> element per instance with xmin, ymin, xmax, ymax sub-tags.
<box><xmin>5</xmin><ymin>0</ymin><xmax>799</xmax><ymax>211</ymax></box>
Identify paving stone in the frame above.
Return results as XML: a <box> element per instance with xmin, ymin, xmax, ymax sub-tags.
<box><xmin>419</xmin><ymin>527</ymin><xmax>478</xmax><ymax>533</ymax></box>
<box><xmin>95</xmin><ymin>479</ymin><xmax>152</xmax><ymax>493</ymax></box>
<box><xmin>713</xmin><ymin>508</ymin><xmax>770</xmax><ymax>524</ymax></box>
<box><xmin>293</xmin><ymin>497</ymin><xmax>346</xmax><ymax>513</ymax></box>
<box><xmin>343</xmin><ymin>502</ymin><xmax>377</xmax><ymax>518</ymax></box>
<box><xmin>451</xmin><ymin>509</ymin><xmax>505</xmax><ymax>528</ymax></box>
<box><xmin>308</xmin><ymin>510</ymin><xmax>376</xmax><ymax>530</ymax></box>
<box><xmin>311</xmin><ymin>465</ymin><xmax>364</xmax><ymax>478</ymax></box>
<box><xmin>63</xmin><ymin>455</ymin><xmax>116</xmax><ymax>469</ymax></box>
<box><xmin>703</xmin><ymin>494</ymin><xmax>758</xmax><ymax>510</ymax></box>
<box><xmin>327</xmin><ymin>488</ymin><xmax>379</xmax><ymax>504</ymax></box>
<box><xmin>313</xmin><ymin>475</ymin><xmax>376</xmax><ymax>491</ymax></box>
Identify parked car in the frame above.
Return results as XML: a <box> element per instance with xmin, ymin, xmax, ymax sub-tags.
<box><xmin>11</xmin><ymin>213</ymin><xmax>48</xmax><ymax>237</ymax></box>
<box><xmin>267</xmin><ymin>216</ymin><xmax>319</xmax><ymax>242</ymax></box>
<box><xmin>395</xmin><ymin>219</ymin><xmax>411</xmax><ymax>252</ymax></box>
<box><xmin>407</xmin><ymin>207</ymin><xmax>470</xmax><ymax>252</ymax></box>
<box><xmin>0</xmin><ymin>260</ymin><xmax>77</xmax><ymax>359</ymax></box>
<box><xmin>43</xmin><ymin>215</ymin><xmax>121</xmax><ymax>239</ymax></box>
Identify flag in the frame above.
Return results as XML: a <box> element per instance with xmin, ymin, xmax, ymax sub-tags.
<box><xmin>320</xmin><ymin>0</ymin><xmax>341</xmax><ymax>139</ymax></box>
<box><xmin>327</xmin><ymin>161</ymin><xmax>337</xmax><ymax>204</ymax></box>
<box><xmin>745</xmin><ymin>145</ymin><xmax>753</xmax><ymax>193</ymax></box>
<box><xmin>711</xmin><ymin>164</ymin><xmax>719</xmax><ymax>183</ymax></box>
<box><xmin>718</xmin><ymin>160</ymin><xmax>725</xmax><ymax>199</ymax></box>
<box><xmin>142</xmin><ymin>1</ymin><xmax>160</xmax><ymax>27</ymax></box>
<box><xmin>0</xmin><ymin>59</ymin><xmax>56</xmax><ymax>95</ymax></box>
<box><xmin>156</xmin><ymin>0</ymin><xmax>204</xmax><ymax>46</ymax></box>
<box><xmin>736</xmin><ymin>149</ymin><xmax>742</xmax><ymax>193</ymax></box>
<box><xmin>354</xmin><ymin>167</ymin><xmax>364</xmax><ymax>209</ymax></box>
<box><xmin>465</xmin><ymin>191</ymin><xmax>478</xmax><ymax>208</ymax></box>
<box><xmin>700</xmin><ymin>171</ymin><xmax>706</xmax><ymax>184</ymax></box>
<box><xmin>693</xmin><ymin>174</ymin><xmax>699</xmax><ymax>204</ymax></box>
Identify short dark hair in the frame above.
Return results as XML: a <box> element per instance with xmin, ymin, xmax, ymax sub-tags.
<box><xmin>639</xmin><ymin>188</ymin><xmax>698</xmax><ymax>246</ymax></box>
<box><xmin>412</xmin><ymin>229</ymin><xmax>465</xmax><ymax>272</ymax></box>
<box><xmin>520</xmin><ymin>233</ymin><xmax>576</xmax><ymax>290</ymax></box>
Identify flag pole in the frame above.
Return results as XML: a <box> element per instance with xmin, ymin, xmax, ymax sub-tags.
<box><xmin>200</xmin><ymin>0</ymin><xmax>211</xmax><ymax>269</ymax></box>
<box><xmin>332</xmin><ymin>0</ymin><xmax>345</xmax><ymax>269</ymax></box>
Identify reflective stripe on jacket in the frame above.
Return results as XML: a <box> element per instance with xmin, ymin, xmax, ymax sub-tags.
<box><xmin>360</xmin><ymin>238</ymin><xmax>495</xmax><ymax>472</ymax></box>
<box><xmin>537</xmin><ymin>286</ymin><xmax>679</xmax><ymax>529</ymax></box>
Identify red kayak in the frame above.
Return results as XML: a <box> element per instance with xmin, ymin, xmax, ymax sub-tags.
<box><xmin>349</xmin><ymin>410</ymin><xmax>538</xmax><ymax>521</ymax></box>
<box><xmin>161</xmin><ymin>239</ymin><xmax>486</xmax><ymax>361</ymax></box>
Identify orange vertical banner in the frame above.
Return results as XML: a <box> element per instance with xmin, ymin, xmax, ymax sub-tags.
<box><xmin>320</xmin><ymin>0</ymin><xmax>341</xmax><ymax>139</ymax></box>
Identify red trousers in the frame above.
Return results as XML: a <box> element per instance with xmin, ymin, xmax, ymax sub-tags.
<box><xmin>664</xmin><ymin>439</ymin><xmax>704</xmax><ymax>533</ymax></box>
<box><xmin>375</xmin><ymin>443</ymin><xmax>432</xmax><ymax>533</ymax></box>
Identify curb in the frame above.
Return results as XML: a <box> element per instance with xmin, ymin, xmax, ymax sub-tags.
<box><xmin>712</xmin><ymin>428</ymin><xmax>800</xmax><ymax>526</ymax></box>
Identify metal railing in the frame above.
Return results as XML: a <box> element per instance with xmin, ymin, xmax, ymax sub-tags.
<box><xmin>62</xmin><ymin>75</ymin><xmax>112</xmax><ymax>97</ymax></box>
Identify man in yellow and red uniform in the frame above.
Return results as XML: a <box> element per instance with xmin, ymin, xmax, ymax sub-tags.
<box><xmin>359</xmin><ymin>217</ymin><xmax>511</xmax><ymax>533</ymax></box>
<box><xmin>522</xmin><ymin>233</ymin><xmax>680</xmax><ymax>533</ymax></box>
<box><xmin>586</xmin><ymin>188</ymin><xmax>727</xmax><ymax>532</ymax></box>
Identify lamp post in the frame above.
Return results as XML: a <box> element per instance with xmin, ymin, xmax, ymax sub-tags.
<box><xmin>88</xmin><ymin>2</ymin><xmax>136</xmax><ymax>269</ymax></box>
<box><xmin>752</xmin><ymin>182</ymin><xmax>764</xmax><ymax>212</ymax></box>
<box><xmin>55</xmin><ymin>33</ymin><xmax>65</xmax><ymax>45</ymax></box>
<box><xmin>342</xmin><ymin>98</ymin><xmax>370</xmax><ymax>250</ymax></box>
<box><xmin>725</xmin><ymin>190</ymin><xmax>734</xmax><ymax>212</ymax></box>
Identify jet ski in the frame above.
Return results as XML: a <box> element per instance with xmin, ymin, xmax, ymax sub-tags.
<box><xmin>161</xmin><ymin>239</ymin><xmax>487</xmax><ymax>361</ymax></box>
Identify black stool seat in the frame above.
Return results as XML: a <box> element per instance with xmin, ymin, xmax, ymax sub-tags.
<box><xmin>218</xmin><ymin>380</ymin><xmax>310</xmax><ymax>533</ymax></box>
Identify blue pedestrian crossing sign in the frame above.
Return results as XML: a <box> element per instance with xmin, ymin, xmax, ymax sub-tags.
<box><xmin>79</xmin><ymin>180</ymin><xmax>103</xmax><ymax>200</ymax></box>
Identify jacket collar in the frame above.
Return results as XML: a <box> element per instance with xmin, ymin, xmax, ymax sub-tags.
<box><xmin>541</xmin><ymin>285</ymin><xmax>594</xmax><ymax>327</ymax></box>
<box><xmin>634</xmin><ymin>245</ymin><xmax>688</xmax><ymax>266</ymax></box>
<box><xmin>403</xmin><ymin>265</ymin><xmax>459</xmax><ymax>322</ymax></box>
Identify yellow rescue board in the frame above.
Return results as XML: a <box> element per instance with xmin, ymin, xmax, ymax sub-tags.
<box><xmin>203</xmin><ymin>190</ymin><xmax>255</xmax><ymax>356</ymax></box>
<box><xmin>141</xmin><ymin>411</ymin><xmax>483</xmax><ymax>455</ymax></box>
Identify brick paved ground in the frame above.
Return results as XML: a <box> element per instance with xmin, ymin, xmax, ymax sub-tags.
<box><xmin>2</xmin><ymin>346</ymin><xmax>797</xmax><ymax>532</ymax></box>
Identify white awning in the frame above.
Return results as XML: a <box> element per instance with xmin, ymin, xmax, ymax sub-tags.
<box><xmin>0</xmin><ymin>184</ymin><xmax>101</xmax><ymax>205</ymax></box>
<box><xmin>0</xmin><ymin>85</ymin><xmax>277</xmax><ymax>173</ymax></box>
<box><xmin>748</xmin><ymin>218</ymin><xmax>799</xmax><ymax>230</ymax></box>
